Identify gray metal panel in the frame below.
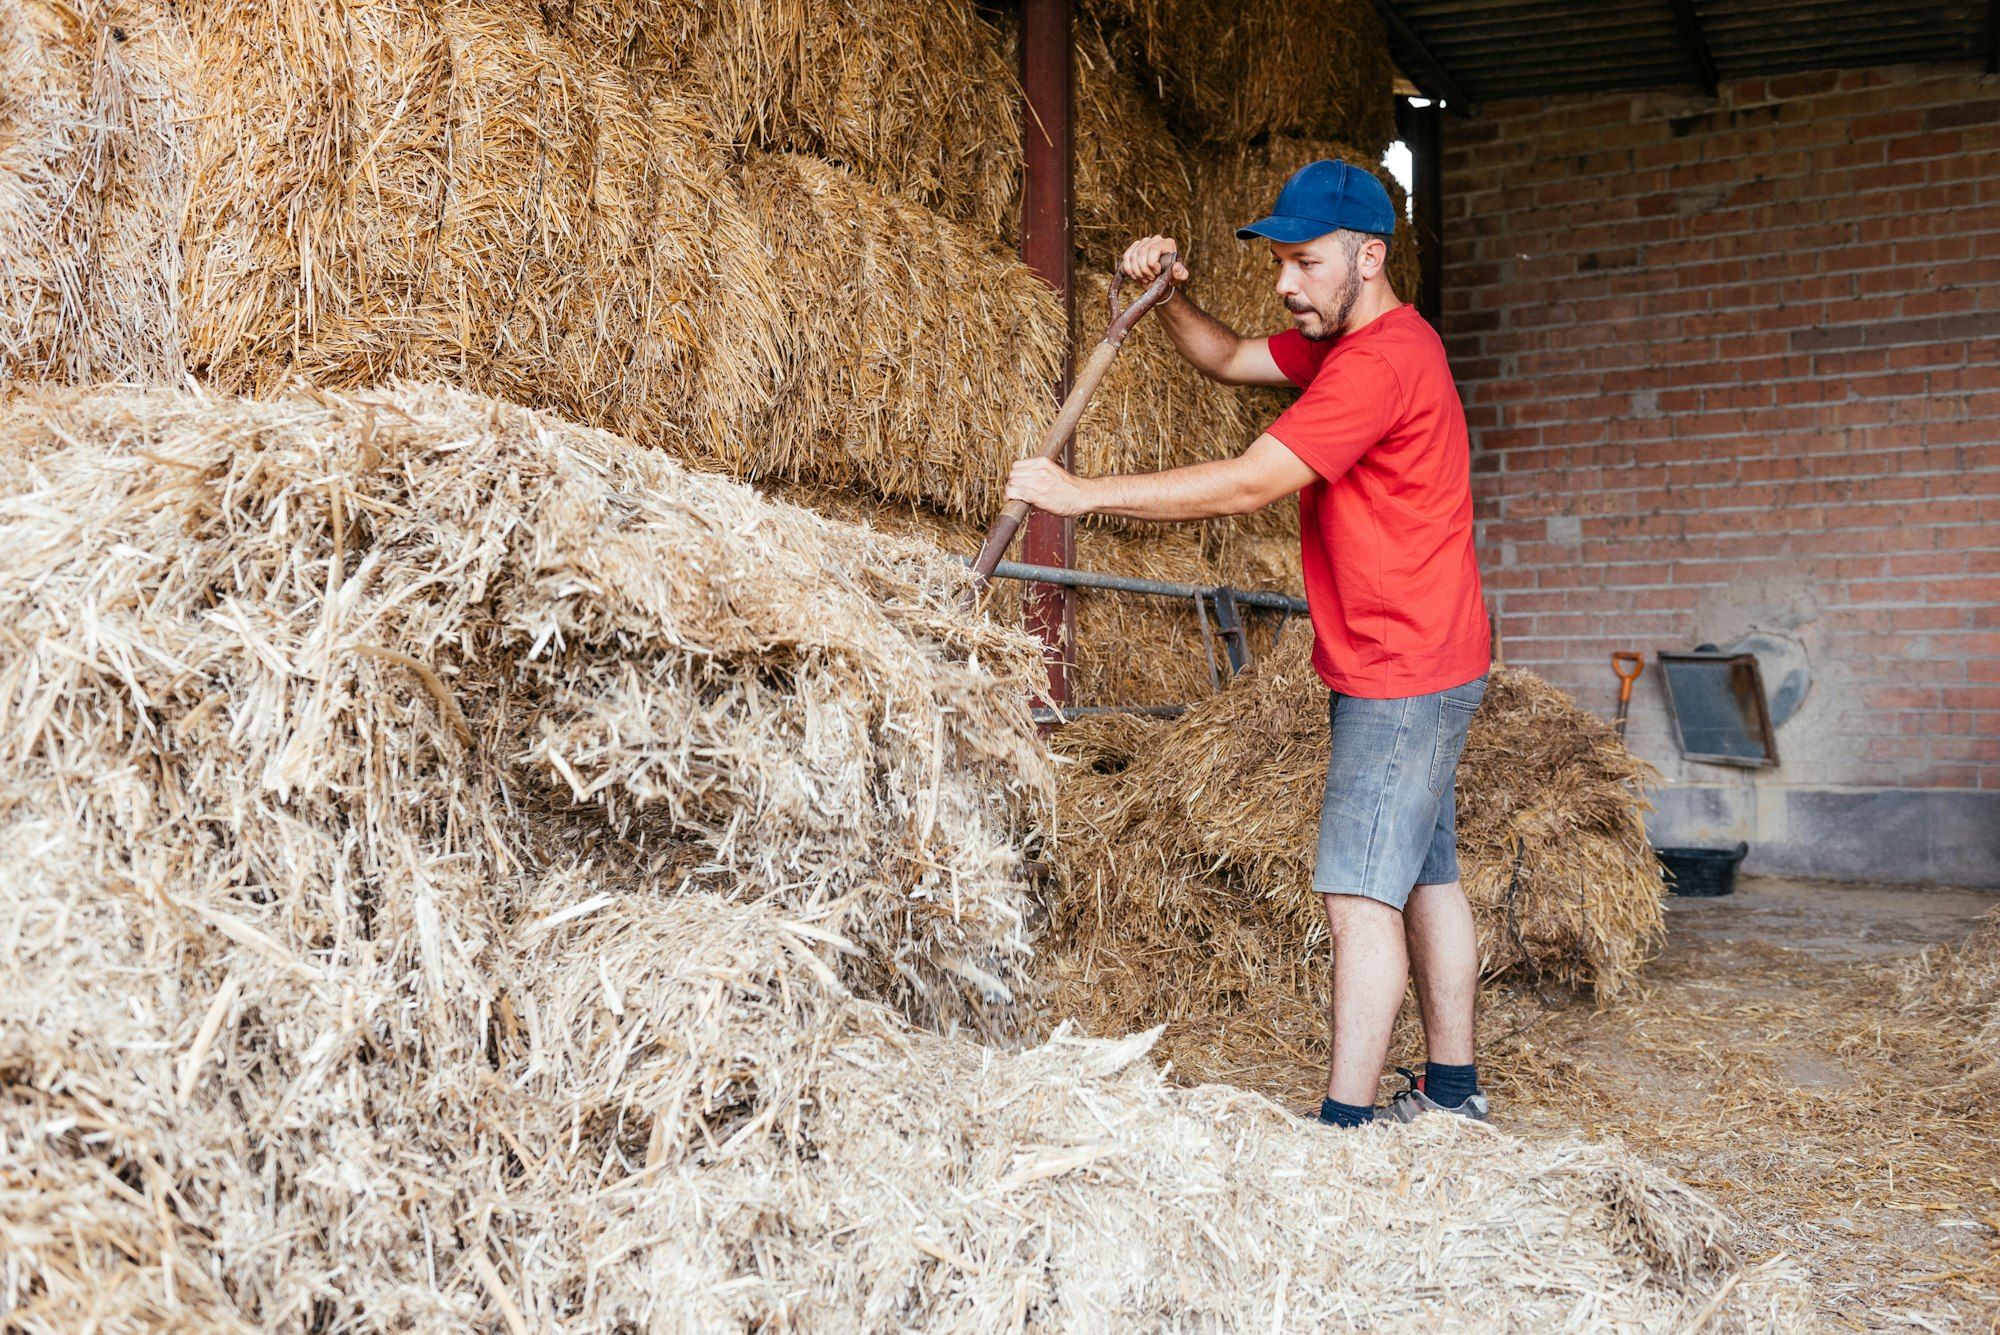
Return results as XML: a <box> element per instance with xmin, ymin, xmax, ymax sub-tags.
<box><xmin>1382</xmin><ymin>0</ymin><xmax>1988</xmax><ymax>102</ymax></box>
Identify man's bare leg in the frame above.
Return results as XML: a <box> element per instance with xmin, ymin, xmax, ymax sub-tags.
<box><xmin>1321</xmin><ymin>893</ymin><xmax>1409</xmax><ymax>1105</ymax></box>
<box><xmin>1404</xmin><ymin>879</ymin><xmax>1479</xmax><ymax>1067</ymax></box>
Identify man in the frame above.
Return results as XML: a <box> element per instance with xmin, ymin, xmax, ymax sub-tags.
<box><xmin>1006</xmin><ymin>160</ymin><xmax>1491</xmax><ymax>1128</ymax></box>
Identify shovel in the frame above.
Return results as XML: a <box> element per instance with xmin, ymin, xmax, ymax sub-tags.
<box><xmin>1611</xmin><ymin>652</ymin><xmax>1644</xmax><ymax>738</ymax></box>
<box><xmin>967</xmin><ymin>255</ymin><xmax>1181</xmax><ymax>592</ymax></box>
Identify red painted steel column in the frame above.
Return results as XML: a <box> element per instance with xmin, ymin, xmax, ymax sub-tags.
<box><xmin>1020</xmin><ymin>0</ymin><xmax>1076</xmax><ymax>706</ymax></box>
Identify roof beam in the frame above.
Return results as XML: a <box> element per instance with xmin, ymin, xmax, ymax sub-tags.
<box><xmin>1373</xmin><ymin>1</ymin><xmax>1479</xmax><ymax>115</ymax></box>
<box><xmin>1666</xmin><ymin>0</ymin><xmax>1720</xmax><ymax>96</ymax></box>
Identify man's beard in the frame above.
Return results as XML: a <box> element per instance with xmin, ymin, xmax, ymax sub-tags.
<box><xmin>1287</xmin><ymin>260</ymin><xmax>1363</xmax><ymax>342</ymax></box>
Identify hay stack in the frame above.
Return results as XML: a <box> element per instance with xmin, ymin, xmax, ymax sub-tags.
<box><xmin>546</xmin><ymin>0</ymin><xmax>1021</xmax><ymax>237</ymax></box>
<box><xmin>1082</xmin><ymin>0</ymin><xmax>1395</xmax><ymax>149</ymax></box>
<box><xmin>1048</xmin><ymin>626</ymin><xmax>1667</xmax><ymax>1067</ymax></box>
<box><xmin>173</xmin><ymin>0</ymin><xmax>781</xmax><ymax>452</ymax></box>
<box><xmin>0</xmin><ymin>385</ymin><xmax>1797</xmax><ymax>1329</ymax></box>
<box><xmin>0</xmin><ymin>383</ymin><xmax>1051</xmax><ymax>1028</ymax></box>
<box><xmin>733</xmin><ymin>152</ymin><xmax>1065</xmax><ymax>519</ymax></box>
<box><xmin>0</xmin><ymin>0</ymin><xmax>189</xmax><ymax>385</ymax></box>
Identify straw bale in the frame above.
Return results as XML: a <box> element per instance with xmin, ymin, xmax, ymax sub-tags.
<box><xmin>732</xmin><ymin>152</ymin><xmax>1065</xmax><ymax>519</ymax></box>
<box><xmin>1073</xmin><ymin>13</ymin><xmax>1193</xmax><ymax>268</ymax></box>
<box><xmin>174</xmin><ymin>0</ymin><xmax>779</xmax><ymax>450</ymax></box>
<box><xmin>1082</xmin><ymin>0</ymin><xmax>1396</xmax><ymax>148</ymax></box>
<box><xmin>990</xmin><ymin>7</ymin><xmax>1190</xmax><ymax>262</ymax></box>
<box><xmin>1074</xmin><ymin>269</ymin><xmax>1261</xmax><ymax>482</ymax></box>
<box><xmin>1048</xmin><ymin>626</ymin><xmax>1667</xmax><ymax>1066</ymax></box>
<box><xmin>546</xmin><ymin>0</ymin><xmax>1021</xmax><ymax>236</ymax></box>
<box><xmin>0</xmin><ymin>0</ymin><xmax>190</xmax><ymax>385</ymax></box>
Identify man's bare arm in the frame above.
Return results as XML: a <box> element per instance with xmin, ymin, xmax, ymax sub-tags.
<box><xmin>1121</xmin><ymin>235</ymin><xmax>1293</xmax><ymax>389</ymax></box>
<box><xmin>1006</xmin><ymin>434</ymin><xmax>1318</xmax><ymax>522</ymax></box>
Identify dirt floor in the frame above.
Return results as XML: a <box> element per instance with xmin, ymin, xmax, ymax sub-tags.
<box><xmin>1483</xmin><ymin>877</ymin><xmax>2000</xmax><ymax>1330</ymax></box>
<box><xmin>1165</xmin><ymin>876</ymin><xmax>2000</xmax><ymax>1329</ymax></box>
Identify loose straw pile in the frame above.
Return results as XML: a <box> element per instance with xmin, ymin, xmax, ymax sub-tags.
<box><xmin>0</xmin><ymin>384</ymin><xmax>1051</xmax><ymax>1027</ymax></box>
<box><xmin>1047</xmin><ymin>627</ymin><xmax>1669</xmax><ymax>1072</ymax></box>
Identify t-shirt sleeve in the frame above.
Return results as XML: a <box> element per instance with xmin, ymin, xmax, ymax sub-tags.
<box><xmin>1266</xmin><ymin>348</ymin><xmax>1401</xmax><ymax>484</ymax></box>
<box><xmin>1266</xmin><ymin>328</ymin><xmax>1331</xmax><ymax>389</ymax></box>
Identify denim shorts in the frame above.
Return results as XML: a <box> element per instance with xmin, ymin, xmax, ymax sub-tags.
<box><xmin>1312</xmin><ymin>673</ymin><xmax>1490</xmax><ymax>910</ymax></box>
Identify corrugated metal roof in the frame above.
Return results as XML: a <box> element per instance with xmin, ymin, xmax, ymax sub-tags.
<box><xmin>1381</xmin><ymin>1</ymin><xmax>1990</xmax><ymax>106</ymax></box>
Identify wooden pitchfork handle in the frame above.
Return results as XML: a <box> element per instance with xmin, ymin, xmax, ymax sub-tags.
<box><xmin>966</xmin><ymin>255</ymin><xmax>1181</xmax><ymax>591</ymax></box>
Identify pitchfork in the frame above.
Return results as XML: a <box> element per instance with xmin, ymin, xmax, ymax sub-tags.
<box><xmin>966</xmin><ymin>255</ymin><xmax>1182</xmax><ymax>595</ymax></box>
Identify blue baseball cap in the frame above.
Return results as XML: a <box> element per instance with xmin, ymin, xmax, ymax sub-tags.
<box><xmin>1236</xmin><ymin>159</ymin><xmax>1396</xmax><ymax>243</ymax></box>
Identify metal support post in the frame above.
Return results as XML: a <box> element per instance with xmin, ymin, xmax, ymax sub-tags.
<box><xmin>1020</xmin><ymin>0</ymin><xmax>1076</xmax><ymax>706</ymax></box>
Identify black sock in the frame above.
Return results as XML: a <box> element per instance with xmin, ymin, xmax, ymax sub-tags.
<box><xmin>1425</xmin><ymin>1061</ymin><xmax>1478</xmax><ymax>1108</ymax></box>
<box><xmin>1318</xmin><ymin>1097</ymin><xmax>1375</xmax><ymax>1128</ymax></box>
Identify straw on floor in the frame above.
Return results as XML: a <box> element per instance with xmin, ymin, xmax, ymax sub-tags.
<box><xmin>2</xmin><ymin>882</ymin><xmax>1805</xmax><ymax>1329</ymax></box>
<box><xmin>1899</xmin><ymin>905</ymin><xmax>2000</xmax><ymax>1054</ymax></box>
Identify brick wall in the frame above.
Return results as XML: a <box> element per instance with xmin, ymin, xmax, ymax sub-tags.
<box><xmin>1439</xmin><ymin>63</ymin><xmax>2000</xmax><ymax>884</ymax></box>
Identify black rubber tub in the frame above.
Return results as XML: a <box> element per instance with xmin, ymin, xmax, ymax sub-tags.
<box><xmin>1656</xmin><ymin>842</ymin><xmax>1749</xmax><ymax>897</ymax></box>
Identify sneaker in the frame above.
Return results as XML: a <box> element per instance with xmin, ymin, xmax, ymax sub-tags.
<box><xmin>1383</xmin><ymin>1066</ymin><xmax>1488</xmax><ymax>1124</ymax></box>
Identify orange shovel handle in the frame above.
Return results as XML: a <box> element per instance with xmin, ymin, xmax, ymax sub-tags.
<box><xmin>1611</xmin><ymin>652</ymin><xmax>1644</xmax><ymax>703</ymax></box>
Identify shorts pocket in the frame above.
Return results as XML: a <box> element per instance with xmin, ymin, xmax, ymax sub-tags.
<box><xmin>1429</xmin><ymin>676</ymin><xmax>1489</xmax><ymax>794</ymax></box>
<box><xmin>1443</xmin><ymin>674</ymin><xmax>1488</xmax><ymax>712</ymax></box>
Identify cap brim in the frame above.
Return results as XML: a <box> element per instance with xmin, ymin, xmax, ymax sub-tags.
<box><xmin>1235</xmin><ymin>214</ymin><xmax>1334</xmax><ymax>243</ymax></box>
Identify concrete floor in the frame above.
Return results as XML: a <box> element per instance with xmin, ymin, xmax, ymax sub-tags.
<box><xmin>1668</xmin><ymin>874</ymin><xmax>2000</xmax><ymax>961</ymax></box>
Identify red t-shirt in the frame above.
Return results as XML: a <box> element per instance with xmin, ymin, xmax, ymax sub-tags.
<box><xmin>1265</xmin><ymin>305</ymin><xmax>1489</xmax><ymax>698</ymax></box>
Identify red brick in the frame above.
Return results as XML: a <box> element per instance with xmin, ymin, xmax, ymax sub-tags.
<box><xmin>1441</xmin><ymin>65</ymin><xmax>2000</xmax><ymax>792</ymax></box>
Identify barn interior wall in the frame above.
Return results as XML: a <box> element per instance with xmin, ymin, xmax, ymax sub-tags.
<box><xmin>1439</xmin><ymin>63</ymin><xmax>2000</xmax><ymax>886</ymax></box>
